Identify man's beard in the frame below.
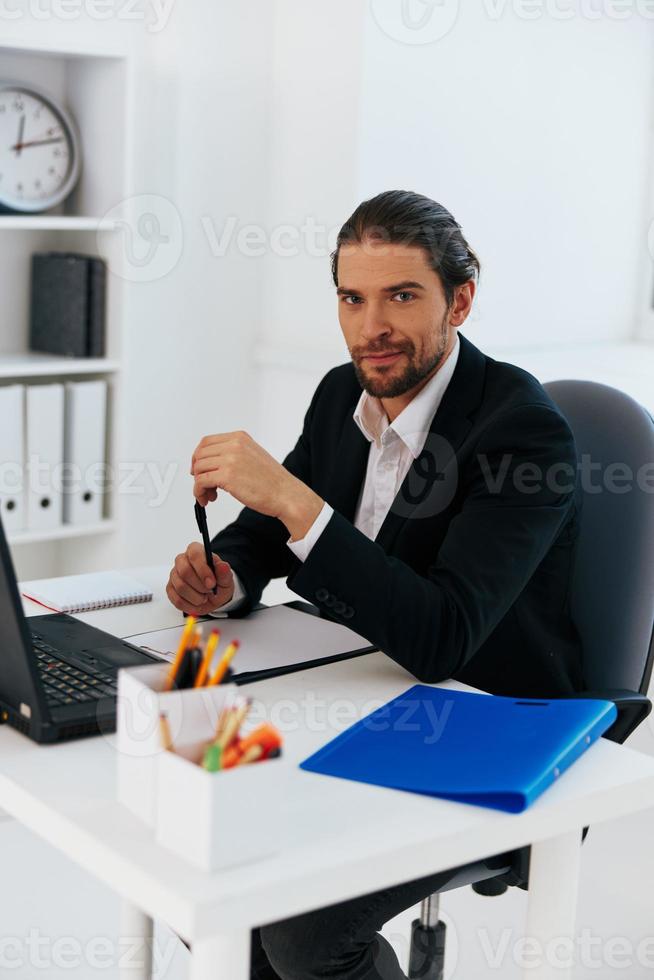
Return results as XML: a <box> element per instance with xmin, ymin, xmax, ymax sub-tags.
<box><xmin>351</xmin><ymin>322</ymin><xmax>449</xmax><ymax>399</ymax></box>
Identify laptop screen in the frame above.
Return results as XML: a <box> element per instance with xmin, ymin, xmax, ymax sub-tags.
<box><xmin>0</xmin><ymin>514</ymin><xmax>43</xmax><ymax>721</ymax></box>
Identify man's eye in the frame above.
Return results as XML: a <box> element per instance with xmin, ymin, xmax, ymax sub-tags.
<box><xmin>393</xmin><ymin>291</ymin><xmax>415</xmax><ymax>303</ymax></box>
<box><xmin>342</xmin><ymin>295</ymin><xmax>363</xmax><ymax>305</ymax></box>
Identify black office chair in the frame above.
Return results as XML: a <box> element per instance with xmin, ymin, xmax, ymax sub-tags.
<box><xmin>408</xmin><ymin>380</ymin><xmax>654</xmax><ymax>979</ymax></box>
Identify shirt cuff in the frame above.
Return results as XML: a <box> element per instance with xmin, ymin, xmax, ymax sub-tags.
<box><xmin>286</xmin><ymin>502</ymin><xmax>334</xmax><ymax>563</ymax></box>
<box><xmin>208</xmin><ymin>569</ymin><xmax>247</xmax><ymax>616</ymax></box>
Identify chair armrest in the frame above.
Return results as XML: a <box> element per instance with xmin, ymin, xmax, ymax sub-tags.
<box><xmin>562</xmin><ymin>689</ymin><xmax>652</xmax><ymax>743</ymax></box>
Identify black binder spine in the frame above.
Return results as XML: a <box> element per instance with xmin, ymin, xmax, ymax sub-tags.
<box><xmin>86</xmin><ymin>257</ymin><xmax>107</xmax><ymax>358</ymax></box>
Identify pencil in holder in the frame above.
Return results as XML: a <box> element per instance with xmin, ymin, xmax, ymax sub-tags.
<box><xmin>116</xmin><ymin>662</ymin><xmax>236</xmax><ymax>826</ymax></box>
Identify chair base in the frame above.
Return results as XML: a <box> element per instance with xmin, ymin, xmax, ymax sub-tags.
<box><xmin>408</xmin><ymin>918</ymin><xmax>446</xmax><ymax>980</ymax></box>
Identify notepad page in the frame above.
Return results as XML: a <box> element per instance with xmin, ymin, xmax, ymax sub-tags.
<box><xmin>126</xmin><ymin>604</ymin><xmax>373</xmax><ymax>672</ymax></box>
<box><xmin>21</xmin><ymin>572</ymin><xmax>153</xmax><ymax>614</ymax></box>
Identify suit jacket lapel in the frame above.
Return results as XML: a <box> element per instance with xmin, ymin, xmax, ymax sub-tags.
<box><xmin>325</xmin><ymin>412</ymin><xmax>370</xmax><ymax>522</ymax></box>
<box><xmin>375</xmin><ymin>332</ymin><xmax>488</xmax><ymax>552</ymax></box>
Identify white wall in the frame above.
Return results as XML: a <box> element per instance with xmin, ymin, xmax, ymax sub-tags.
<box><xmin>358</xmin><ymin>4</ymin><xmax>654</xmax><ymax>350</ymax></box>
<box><xmin>255</xmin><ymin>3</ymin><xmax>654</xmax><ymax>464</ymax></box>
<box><xmin>105</xmin><ymin>0</ymin><xmax>275</xmax><ymax>574</ymax></box>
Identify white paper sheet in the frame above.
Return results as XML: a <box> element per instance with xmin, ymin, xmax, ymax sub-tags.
<box><xmin>125</xmin><ymin>603</ymin><xmax>375</xmax><ymax>675</ymax></box>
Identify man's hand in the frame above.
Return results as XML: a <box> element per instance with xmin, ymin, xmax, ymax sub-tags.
<box><xmin>166</xmin><ymin>542</ymin><xmax>235</xmax><ymax>616</ymax></box>
<box><xmin>190</xmin><ymin>430</ymin><xmax>324</xmax><ymax>540</ymax></box>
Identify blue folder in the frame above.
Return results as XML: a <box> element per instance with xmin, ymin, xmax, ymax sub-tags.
<box><xmin>300</xmin><ymin>685</ymin><xmax>617</xmax><ymax>813</ymax></box>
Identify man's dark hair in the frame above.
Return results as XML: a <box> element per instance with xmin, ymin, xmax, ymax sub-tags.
<box><xmin>331</xmin><ymin>190</ymin><xmax>481</xmax><ymax>308</ymax></box>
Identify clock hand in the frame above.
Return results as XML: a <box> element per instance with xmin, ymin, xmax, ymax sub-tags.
<box><xmin>10</xmin><ymin>137</ymin><xmax>64</xmax><ymax>151</ymax></box>
<box><xmin>14</xmin><ymin>115</ymin><xmax>25</xmax><ymax>157</ymax></box>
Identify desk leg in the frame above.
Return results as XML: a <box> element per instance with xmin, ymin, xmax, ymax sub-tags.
<box><xmin>190</xmin><ymin>930</ymin><xmax>250</xmax><ymax>980</ymax></box>
<box><xmin>523</xmin><ymin>830</ymin><xmax>581</xmax><ymax>980</ymax></box>
<box><xmin>120</xmin><ymin>901</ymin><xmax>153</xmax><ymax>979</ymax></box>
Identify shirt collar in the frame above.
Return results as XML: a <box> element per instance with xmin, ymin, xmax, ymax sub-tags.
<box><xmin>353</xmin><ymin>334</ymin><xmax>460</xmax><ymax>458</ymax></box>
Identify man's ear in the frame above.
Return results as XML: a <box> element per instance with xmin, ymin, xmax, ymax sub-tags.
<box><xmin>449</xmin><ymin>281</ymin><xmax>475</xmax><ymax>326</ymax></box>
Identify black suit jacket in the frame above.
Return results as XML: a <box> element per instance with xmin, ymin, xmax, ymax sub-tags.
<box><xmin>211</xmin><ymin>332</ymin><xmax>585</xmax><ymax>698</ymax></box>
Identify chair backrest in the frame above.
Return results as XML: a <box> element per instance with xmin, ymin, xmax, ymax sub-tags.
<box><xmin>544</xmin><ymin>380</ymin><xmax>654</xmax><ymax>695</ymax></box>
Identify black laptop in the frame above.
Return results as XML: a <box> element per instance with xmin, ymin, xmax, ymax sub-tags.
<box><xmin>0</xmin><ymin>515</ymin><xmax>159</xmax><ymax>743</ymax></box>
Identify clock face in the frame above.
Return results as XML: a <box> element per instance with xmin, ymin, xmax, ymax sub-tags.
<box><xmin>0</xmin><ymin>84</ymin><xmax>80</xmax><ymax>213</ymax></box>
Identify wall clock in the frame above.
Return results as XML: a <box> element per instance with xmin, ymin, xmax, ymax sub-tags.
<box><xmin>0</xmin><ymin>82</ymin><xmax>81</xmax><ymax>214</ymax></box>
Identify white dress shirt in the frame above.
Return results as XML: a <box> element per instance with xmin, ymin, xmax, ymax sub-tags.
<box><xmin>217</xmin><ymin>335</ymin><xmax>460</xmax><ymax>613</ymax></box>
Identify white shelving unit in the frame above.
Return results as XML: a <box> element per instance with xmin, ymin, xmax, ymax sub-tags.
<box><xmin>0</xmin><ymin>216</ymin><xmax>120</xmax><ymax>232</ymax></box>
<box><xmin>0</xmin><ymin>353</ymin><xmax>121</xmax><ymax>379</ymax></box>
<box><xmin>8</xmin><ymin>520</ymin><xmax>117</xmax><ymax>547</ymax></box>
<box><xmin>0</xmin><ymin>38</ymin><xmax>132</xmax><ymax>554</ymax></box>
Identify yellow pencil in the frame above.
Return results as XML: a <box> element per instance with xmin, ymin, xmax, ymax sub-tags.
<box><xmin>164</xmin><ymin>615</ymin><xmax>197</xmax><ymax>691</ymax></box>
<box><xmin>159</xmin><ymin>712</ymin><xmax>174</xmax><ymax>751</ymax></box>
<box><xmin>213</xmin><ymin>701</ymin><xmax>232</xmax><ymax>741</ymax></box>
<box><xmin>233</xmin><ymin>697</ymin><xmax>252</xmax><ymax>730</ymax></box>
<box><xmin>217</xmin><ymin>698</ymin><xmax>251</xmax><ymax>750</ymax></box>
<box><xmin>194</xmin><ymin>628</ymin><xmax>221</xmax><ymax>688</ymax></box>
<box><xmin>207</xmin><ymin>639</ymin><xmax>240</xmax><ymax>686</ymax></box>
<box><xmin>217</xmin><ymin>706</ymin><xmax>241</xmax><ymax>751</ymax></box>
<box><xmin>237</xmin><ymin>743</ymin><xmax>264</xmax><ymax>765</ymax></box>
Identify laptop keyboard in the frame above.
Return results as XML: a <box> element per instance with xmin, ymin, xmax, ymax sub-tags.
<box><xmin>31</xmin><ymin>632</ymin><xmax>118</xmax><ymax>708</ymax></box>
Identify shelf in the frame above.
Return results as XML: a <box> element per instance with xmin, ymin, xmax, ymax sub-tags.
<box><xmin>0</xmin><ymin>216</ymin><xmax>120</xmax><ymax>233</ymax></box>
<box><xmin>0</xmin><ymin>353</ymin><xmax>120</xmax><ymax>379</ymax></box>
<box><xmin>8</xmin><ymin>520</ymin><xmax>117</xmax><ymax>547</ymax></box>
<box><xmin>0</xmin><ymin>38</ymin><xmax>128</xmax><ymax>61</ymax></box>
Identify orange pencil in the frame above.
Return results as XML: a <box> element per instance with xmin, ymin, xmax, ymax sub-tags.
<box><xmin>207</xmin><ymin>639</ymin><xmax>240</xmax><ymax>686</ymax></box>
<box><xmin>238</xmin><ymin>723</ymin><xmax>282</xmax><ymax>756</ymax></box>
<box><xmin>222</xmin><ymin>723</ymin><xmax>282</xmax><ymax>768</ymax></box>
<box><xmin>164</xmin><ymin>615</ymin><xmax>197</xmax><ymax>691</ymax></box>
<box><xmin>194</xmin><ymin>629</ymin><xmax>221</xmax><ymax>688</ymax></box>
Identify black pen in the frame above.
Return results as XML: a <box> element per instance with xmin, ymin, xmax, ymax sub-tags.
<box><xmin>195</xmin><ymin>501</ymin><xmax>217</xmax><ymax>594</ymax></box>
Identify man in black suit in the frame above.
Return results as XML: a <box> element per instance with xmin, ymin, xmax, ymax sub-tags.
<box><xmin>167</xmin><ymin>191</ymin><xmax>584</xmax><ymax>979</ymax></box>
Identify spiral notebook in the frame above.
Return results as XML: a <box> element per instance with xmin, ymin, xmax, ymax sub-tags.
<box><xmin>21</xmin><ymin>572</ymin><xmax>153</xmax><ymax>614</ymax></box>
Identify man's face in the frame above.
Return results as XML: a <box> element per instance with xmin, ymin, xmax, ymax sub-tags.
<box><xmin>337</xmin><ymin>240</ymin><xmax>468</xmax><ymax>400</ymax></box>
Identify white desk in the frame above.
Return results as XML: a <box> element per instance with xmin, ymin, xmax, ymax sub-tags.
<box><xmin>3</xmin><ymin>565</ymin><xmax>654</xmax><ymax>980</ymax></box>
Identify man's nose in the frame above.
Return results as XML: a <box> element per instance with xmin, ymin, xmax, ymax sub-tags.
<box><xmin>360</xmin><ymin>302</ymin><xmax>392</xmax><ymax>342</ymax></box>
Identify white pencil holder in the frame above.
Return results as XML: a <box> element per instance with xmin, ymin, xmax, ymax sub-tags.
<box><xmin>116</xmin><ymin>662</ymin><xmax>236</xmax><ymax>826</ymax></box>
<box><xmin>156</xmin><ymin>744</ymin><xmax>290</xmax><ymax>871</ymax></box>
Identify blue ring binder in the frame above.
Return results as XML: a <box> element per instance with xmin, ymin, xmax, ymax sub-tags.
<box><xmin>300</xmin><ymin>685</ymin><xmax>617</xmax><ymax>813</ymax></box>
